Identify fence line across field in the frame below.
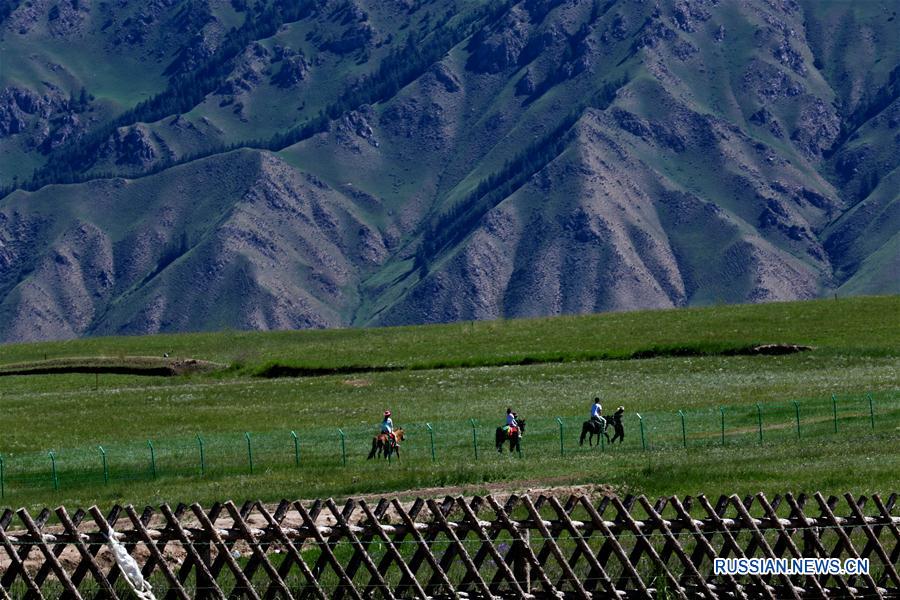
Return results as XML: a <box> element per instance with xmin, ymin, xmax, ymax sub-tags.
<box><xmin>0</xmin><ymin>491</ymin><xmax>898</xmax><ymax>598</ymax></box>
<box><xmin>0</xmin><ymin>391</ymin><xmax>897</xmax><ymax>499</ymax></box>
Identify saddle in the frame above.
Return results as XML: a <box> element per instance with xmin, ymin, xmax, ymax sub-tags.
<box><xmin>503</xmin><ymin>426</ymin><xmax>519</xmax><ymax>437</ymax></box>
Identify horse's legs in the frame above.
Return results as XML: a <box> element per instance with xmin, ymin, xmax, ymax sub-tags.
<box><xmin>389</xmin><ymin>441</ymin><xmax>399</xmax><ymax>461</ymax></box>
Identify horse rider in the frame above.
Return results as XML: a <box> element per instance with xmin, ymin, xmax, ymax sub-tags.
<box><xmin>505</xmin><ymin>407</ymin><xmax>520</xmax><ymax>436</ymax></box>
<box><xmin>381</xmin><ymin>410</ymin><xmax>397</xmax><ymax>445</ymax></box>
<box><xmin>610</xmin><ymin>406</ymin><xmax>625</xmax><ymax>443</ymax></box>
<box><xmin>590</xmin><ymin>397</ymin><xmax>606</xmax><ymax>429</ymax></box>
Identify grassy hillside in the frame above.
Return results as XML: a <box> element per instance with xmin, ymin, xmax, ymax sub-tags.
<box><xmin>1</xmin><ymin>295</ymin><xmax>897</xmax><ymax>369</ymax></box>
<box><xmin>0</xmin><ymin>296</ymin><xmax>897</xmax><ymax>509</ymax></box>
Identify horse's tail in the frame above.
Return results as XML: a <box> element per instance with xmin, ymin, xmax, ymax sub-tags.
<box><xmin>579</xmin><ymin>422</ymin><xmax>588</xmax><ymax>446</ymax></box>
<box><xmin>367</xmin><ymin>437</ymin><xmax>378</xmax><ymax>460</ymax></box>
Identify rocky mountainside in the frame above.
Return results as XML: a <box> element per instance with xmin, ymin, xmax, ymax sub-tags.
<box><xmin>0</xmin><ymin>0</ymin><xmax>897</xmax><ymax>342</ymax></box>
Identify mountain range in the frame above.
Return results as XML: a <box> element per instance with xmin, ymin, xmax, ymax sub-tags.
<box><xmin>0</xmin><ymin>0</ymin><xmax>898</xmax><ymax>342</ymax></box>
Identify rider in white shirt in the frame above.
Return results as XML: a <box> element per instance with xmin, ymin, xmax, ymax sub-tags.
<box><xmin>381</xmin><ymin>410</ymin><xmax>394</xmax><ymax>435</ymax></box>
<box><xmin>506</xmin><ymin>407</ymin><xmax>518</xmax><ymax>429</ymax></box>
<box><xmin>590</xmin><ymin>397</ymin><xmax>606</xmax><ymax>427</ymax></box>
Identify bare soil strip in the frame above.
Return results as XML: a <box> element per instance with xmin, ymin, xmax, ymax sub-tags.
<box><xmin>0</xmin><ymin>357</ymin><xmax>222</xmax><ymax>377</ymax></box>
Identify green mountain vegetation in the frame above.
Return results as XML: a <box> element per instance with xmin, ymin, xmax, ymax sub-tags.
<box><xmin>1</xmin><ymin>0</ymin><xmax>898</xmax><ymax>342</ymax></box>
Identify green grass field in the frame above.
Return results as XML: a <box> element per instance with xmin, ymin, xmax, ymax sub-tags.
<box><xmin>0</xmin><ymin>296</ymin><xmax>897</xmax><ymax>510</ymax></box>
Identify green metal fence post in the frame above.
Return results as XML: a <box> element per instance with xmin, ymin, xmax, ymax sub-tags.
<box><xmin>291</xmin><ymin>431</ymin><xmax>300</xmax><ymax>466</ymax></box>
<box><xmin>720</xmin><ymin>407</ymin><xmax>726</xmax><ymax>445</ymax></box>
<box><xmin>0</xmin><ymin>454</ymin><xmax>5</xmax><ymax>499</ymax></box>
<box><xmin>469</xmin><ymin>418</ymin><xmax>478</xmax><ymax>461</ymax></box>
<box><xmin>426</xmin><ymin>423</ymin><xmax>436</xmax><ymax>462</ymax></box>
<box><xmin>98</xmin><ymin>445</ymin><xmax>109</xmax><ymax>485</ymax></box>
<box><xmin>245</xmin><ymin>432</ymin><xmax>253</xmax><ymax>474</ymax></box>
<box><xmin>832</xmin><ymin>394</ymin><xmax>838</xmax><ymax>433</ymax></box>
<box><xmin>49</xmin><ymin>451</ymin><xmax>59</xmax><ymax>491</ymax></box>
<box><xmin>756</xmin><ymin>403</ymin><xmax>763</xmax><ymax>444</ymax></box>
<box><xmin>637</xmin><ymin>413</ymin><xmax>646</xmax><ymax>451</ymax></box>
<box><xmin>556</xmin><ymin>418</ymin><xmax>565</xmax><ymax>457</ymax></box>
<box><xmin>867</xmin><ymin>393</ymin><xmax>875</xmax><ymax>431</ymax></box>
<box><xmin>197</xmin><ymin>434</ymin><xmax>205</xmax><ymax>477</ymax></box>
<box><xmin>678</xmin><ymin>410</ymin><xmax>687</xmax><ymax>448</ymax></box>
<box><xmin>338</xmin><ymin>429</ymin><xmax>347</xmax><ymax>467</ymax></box>
<box><xmin>792</xmin><ymin>401</ymin><xmax>801</xmax><ymax>439</ymax></box>
<box><xmin>148</xmin><ymin>440</ymin><xmax>157</xmax><ymax>479</ymax></box>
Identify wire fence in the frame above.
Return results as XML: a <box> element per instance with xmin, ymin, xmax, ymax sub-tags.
<box><xmin>0</xmin><ymin>390</ymin><xmax>897</xmax><ymax>499</ymax></box>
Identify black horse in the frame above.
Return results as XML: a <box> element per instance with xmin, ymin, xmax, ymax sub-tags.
<box><xmin>495</xmin><ymin>420</ymin><xmax>526</xmax><ymax>454</ymax></box>
<box><xmin>580</xmin><ymin>417</ymin><xmax>610</xmax><ymax>446</ymax></box>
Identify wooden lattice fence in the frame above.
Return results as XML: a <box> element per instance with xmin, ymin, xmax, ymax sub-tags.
<box><xmin>1</xmin><ymin>491</ymin><xmax>898</xmax><ymax>599</ymax></box>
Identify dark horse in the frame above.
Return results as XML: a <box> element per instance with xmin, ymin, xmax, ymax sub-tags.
<box><xmin>367</xmin><ymin>428</ymin><xmax>405</xmax><ymax>460</ymax></box>
<box><xmin>495</xmin><ymin>420</ymin><xmax>526</xmax><ymax>454</ymax></box>
<box><xmin>580</xmin><ymin>418</ymin><xmax>610</xmax><ymax>446</ymax></box>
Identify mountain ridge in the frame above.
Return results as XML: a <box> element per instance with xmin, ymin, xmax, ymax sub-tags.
<box><xmin>0</xmin><ymin>0</ymin><xmax>898</xmax><ymax>342</ymax></box>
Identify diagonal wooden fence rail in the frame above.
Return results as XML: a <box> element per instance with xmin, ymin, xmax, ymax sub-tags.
<box><xmin>1</xmin><ymin>491</ymin><xmax>898</xmax><ymax>599</ymax></box>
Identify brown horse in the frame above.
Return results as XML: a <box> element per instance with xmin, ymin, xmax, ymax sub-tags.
<box><xmin>367</xmin><ymin>428</ymin><xmax>405</xmax><ymax>460</ymax></box>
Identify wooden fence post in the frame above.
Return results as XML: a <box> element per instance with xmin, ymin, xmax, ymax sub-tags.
<box><xmin>3</xmin><ymin>491</ymin><xmax>900</xmax><ymax>598</ymax></box>
<box><xmin>513</xmin><ymin>529</ymin><xmax>531</xmax><ymax>594</ymax></box>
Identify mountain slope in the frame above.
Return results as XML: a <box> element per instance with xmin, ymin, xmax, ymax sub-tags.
<box><xmin>0</xmin><ymin>0</ymin><xmax>897</xmax><ymax>342</ymax></box>
<box><xmin>0</xmin><ymin>150</ymin><xmax>389</xmax><ymax>340</ymax></box>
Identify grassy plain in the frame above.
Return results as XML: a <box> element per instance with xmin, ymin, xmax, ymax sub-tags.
<box><xmin>0</xmin><ymin>296</ymin><xmax>897</xmax><ymax>510</ymax></box>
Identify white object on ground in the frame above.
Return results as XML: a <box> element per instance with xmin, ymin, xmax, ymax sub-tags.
<box><xmin>107</xmin><ymin>528</ymin><xmax>157</xmax><ymax>600</ymax></box>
